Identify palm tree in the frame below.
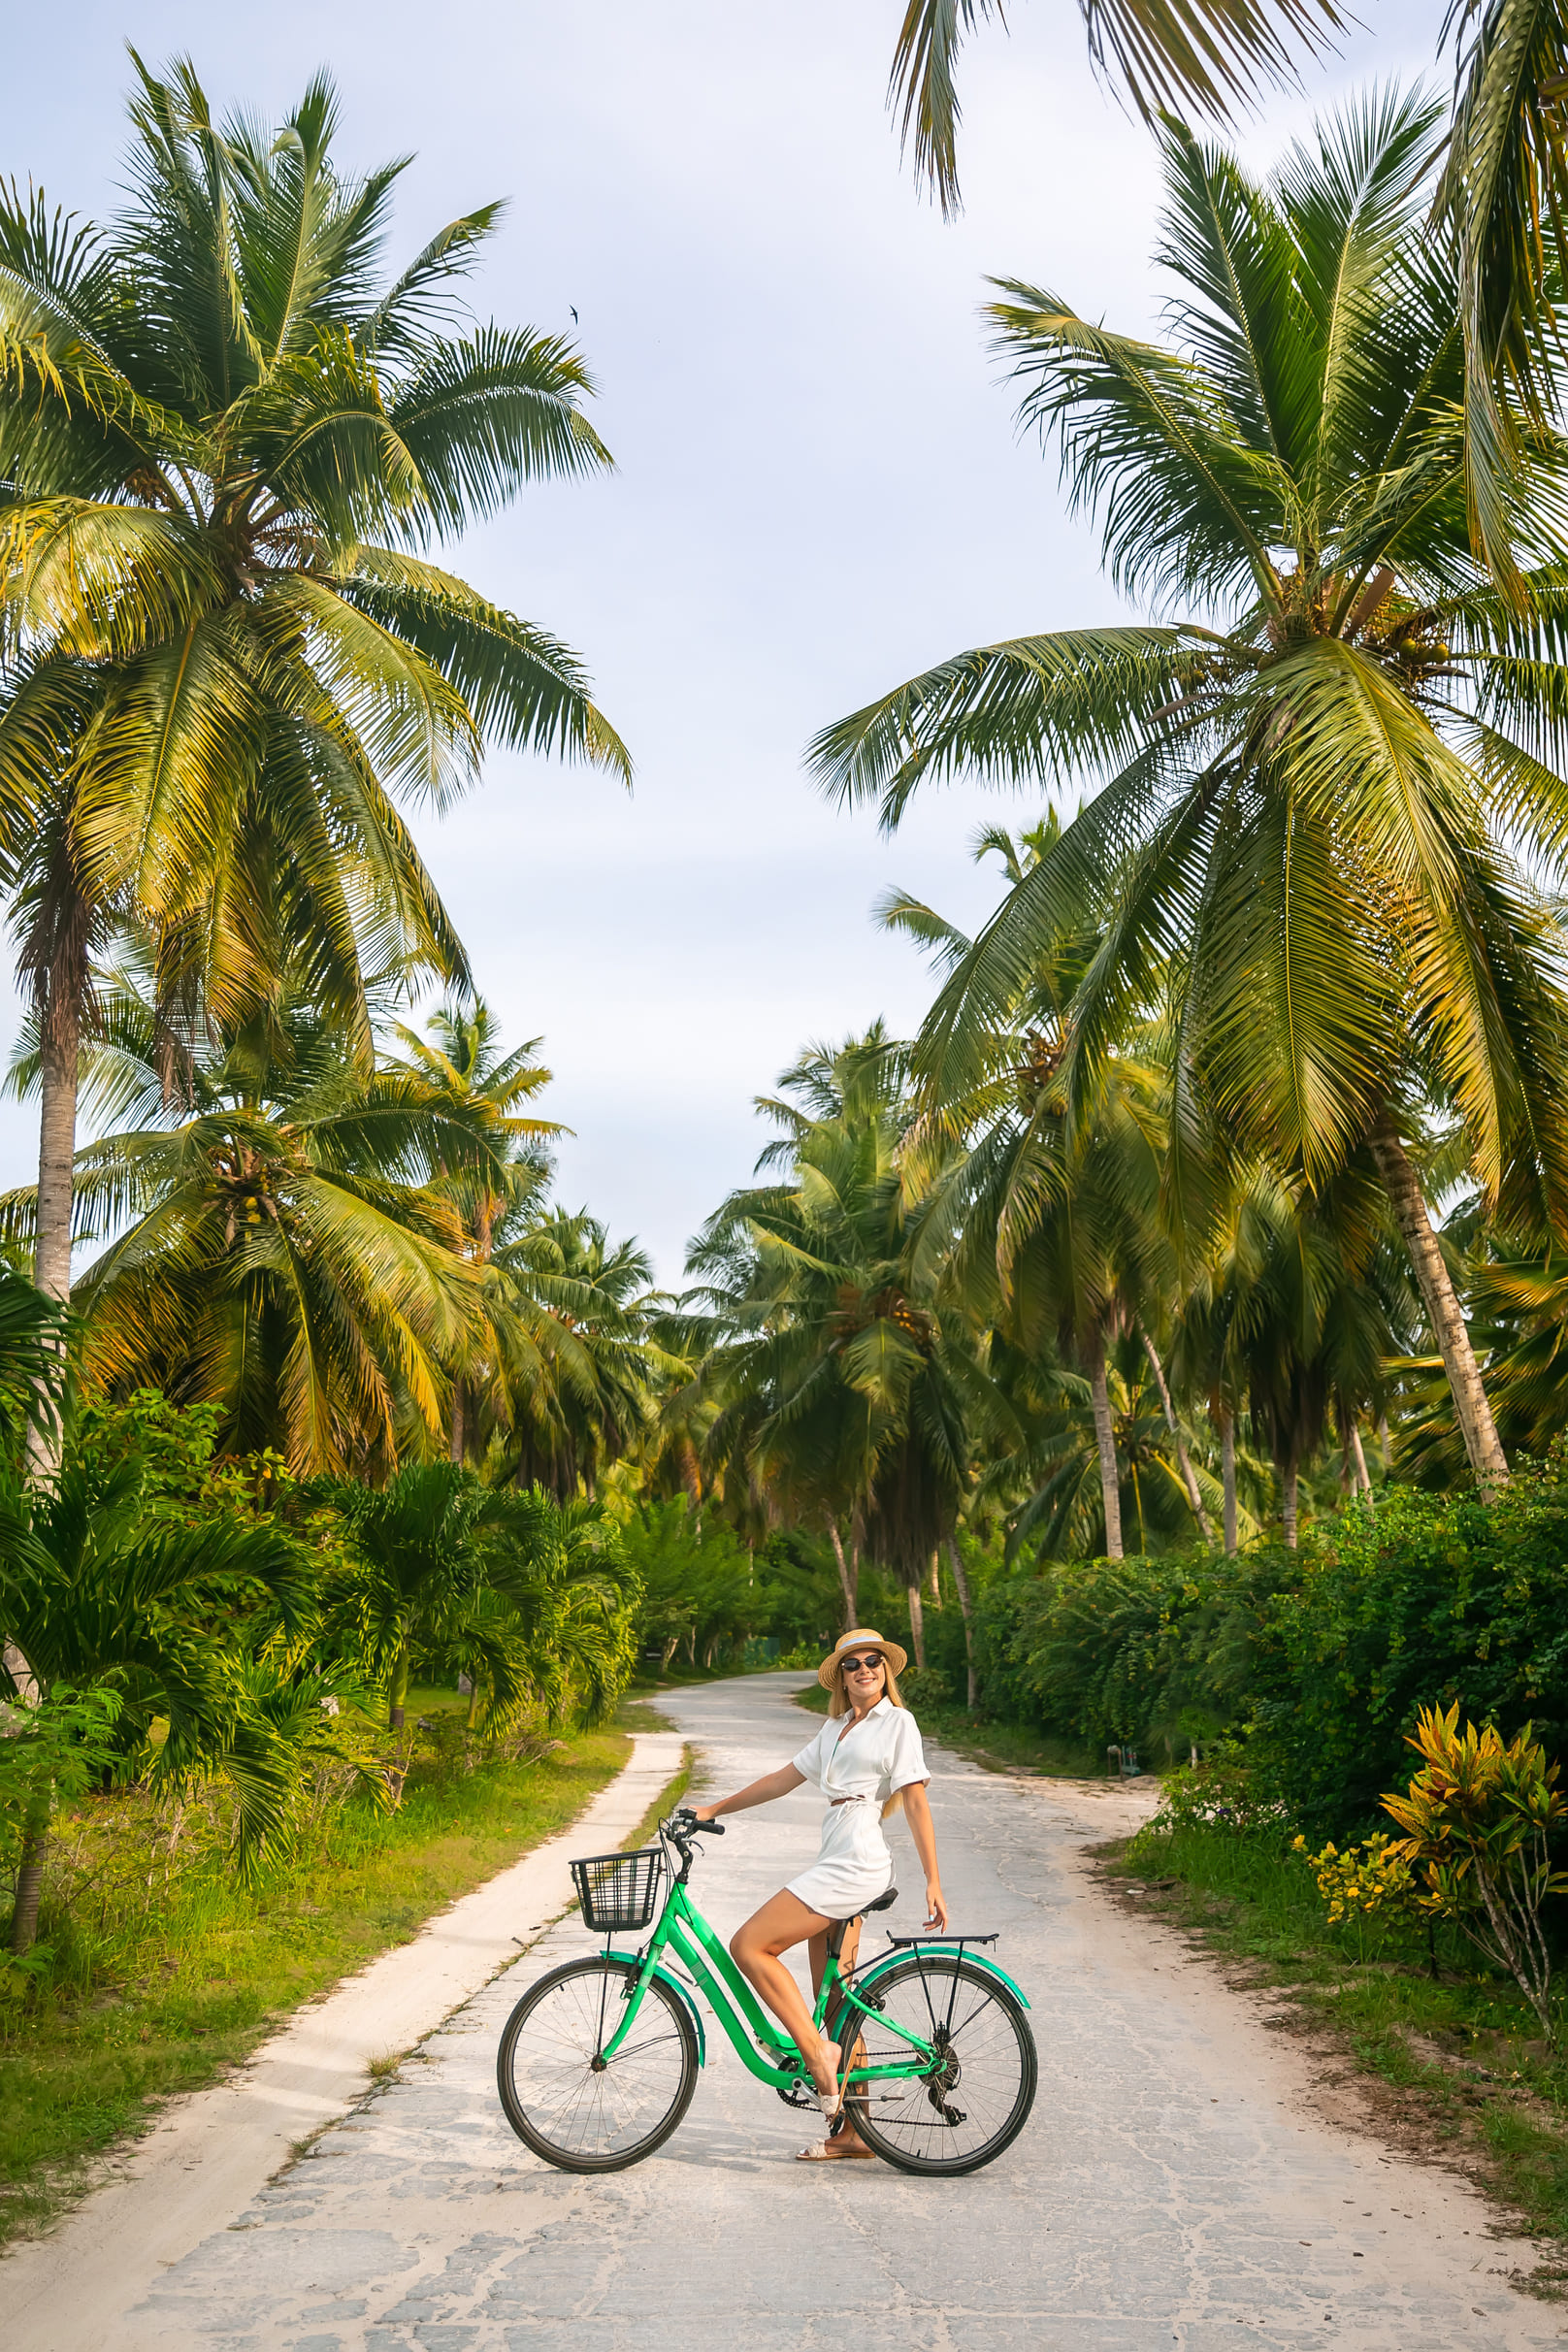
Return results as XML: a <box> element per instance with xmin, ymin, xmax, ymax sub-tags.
<box><xmin>688</xmin><ymin>1030</ymin><xmax>1011</xmax><ymax>1666</ymax></box>
<box><xmin>986</xmin><ymin>1326</ymin><xmax>1212</xmax><ymax>1558</ymax></box>
<box><xmin>326</xmin><ymin>1459</ymin><xmax>634</xmax><ymax>1740</ymax></box>
<box><xmin>811</xmin><ymin>90</ymin><xmax>1568</xmax><ymax>1487</ymax></box>
<box><xmin>1435</xmin><ymin>0</ymin><xmax>1568</xmax><ymax>594</ymax></box>
<box><xmin>886</xmin><ymin>0</ymin><xmax>1342</xmax><ymax>218</ymax></box>
<box><xmin>0</xmin><ymin>59</ymin><xmax>630</xmax><ymax>1355</ymax></box>
<box><xmin>886</xmin><ymin>817</ymin><xmax>1189</xmax><ymax>1558</ymax></box>
<box><xmin>3</xmin><ymin>976</ymin><xmax>497</xmax><ymax>1474</ymax></box>
<box><xmin>0</xmin><ymin>1262</ymin><xmax>71</xmax><ymax>1458</ymax></box>
<box><xmin>0</xmin><ymin>1445</ymin><xmax>312</xmax><ymax>1951</ymax></box>
<box><xmin>382</xmin><ymin>1000</ymin><xmax>563</xmax><ymax>1462</ymax></box>
<box><xmin>490</xmin><ymin>1208</ymin><xmax>667</xmax><ymax>1499</ymax></box>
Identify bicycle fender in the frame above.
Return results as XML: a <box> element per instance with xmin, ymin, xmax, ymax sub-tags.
<box><xmin>853</xmin><ymin>1944</ymin><xmax>1030</xmax><ymax>2010</ymax></box>
<box><xmin>609</xmin><ymin>1954</ymin><xmax>706</xmax><ymax>2065</ymax></box>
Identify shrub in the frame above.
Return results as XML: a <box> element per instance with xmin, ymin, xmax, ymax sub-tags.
<box><xmin>897</xmin><ymin>1666</ymin><xmax>954</xmax><ymax>1715</ymax></box>
<box><xmin>1246</xmin><ymin>1468</ymin><xmax>1568</xmax><ymax>1834</ymax></box>
<box><xmin>1382</xmin><ymin>1703</ymin><xmax>1568</xmax><ymax>2040</ymax></box>
<box><xmin>1135</xmin><ymin>1752</ymin><xmax>1290</xmax><ymax>1844</ymax></box>
<box><xmin>1293</xmin><ymin>1832</ymin><xmax>1423</xmax><ymax>1962</ymax></box>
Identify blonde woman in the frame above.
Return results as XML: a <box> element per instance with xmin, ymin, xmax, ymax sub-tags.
<box><xmin>693</xmin><ymin>1627</ymin><xmax>947</xmax><ymax>2160</ymax></box>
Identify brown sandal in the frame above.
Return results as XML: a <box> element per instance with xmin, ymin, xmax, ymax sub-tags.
<box><xmin>796</xmin><ymin>2132</ymin><xmax>877</xmax><ymax>2161</ymax></box>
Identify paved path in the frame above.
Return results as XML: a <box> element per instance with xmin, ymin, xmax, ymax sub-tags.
<box><xmin>11</xmin><ymin>1675</ymin><xmax>1566</xmax><ymax>2349</ymax></box>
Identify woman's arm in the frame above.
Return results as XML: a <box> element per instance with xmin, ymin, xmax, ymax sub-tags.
<box><xmin>694</xmin><ymin>1764</ymin><xmax>806</xmax><ymax>1821</ymax></box>
<box><xmin>901</xmin><ymin>1782</ymin><xmax>948</xmax><ymax>1931</ymax></box>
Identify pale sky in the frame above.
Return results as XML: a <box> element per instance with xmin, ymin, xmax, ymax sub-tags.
<box><xmin>11</xmin><ymin>1</ymin><xmax>1433</xmax><ymax>1286</ymax></box>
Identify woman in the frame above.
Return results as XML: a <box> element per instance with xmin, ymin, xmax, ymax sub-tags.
<box><xmin>693</xmin><ymin>1627</ymin><xmax>948</xmax><ymax>2162</ymax></box>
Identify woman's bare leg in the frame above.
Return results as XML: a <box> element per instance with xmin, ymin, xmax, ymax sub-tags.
<box><xmin>730</xmin><ymin>1891</ymin><xmax>838</xmax><ymax>2092</ymax></box>
<box><xmin>807</xmin><ymin>1915</ymin><xmax>871</xmax><ymax>2154</ymax></box>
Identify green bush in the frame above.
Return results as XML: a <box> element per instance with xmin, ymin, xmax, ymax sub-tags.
<box><xmin>970</xmin><ymin>1455</ymin><xmax>1568</xmax><ymax>1840</ymax></box>
<box><xmin>1244</xmin><ymin>1468</ymin><xmax>1568</xmax><ymax>1834</ymax></box>
<box><xmin>896</xmin><ymin>1665</ymin><xmax>953</xmax><ymax>1715</ymax></box>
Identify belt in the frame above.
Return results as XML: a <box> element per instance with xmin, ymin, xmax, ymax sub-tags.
<box><xmin>829</xmin><ymin>1794</ymin><xmax>869</xmax><ymax>1807</ymax></box>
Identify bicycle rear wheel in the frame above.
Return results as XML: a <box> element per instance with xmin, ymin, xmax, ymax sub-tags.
<box><xmin>829</xmin><ymin>1954</ymin><xmax>1036</xmax><ymax>2175</ymax></box>
<box><xmin>496</xmin><ymin>1955</ymin><xmax>699</xmax><ymax>2172</ymax></box>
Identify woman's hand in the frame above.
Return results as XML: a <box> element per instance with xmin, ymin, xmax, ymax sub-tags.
<box><xmin>691</xmin><ymin>1804</ymin><xmax>720</xmax><ymax>1823</ymax></box>
<box><xmin>924</xmin><ymin>1880</ymin><xmax>948</xmax><ymax>1932</ymax></box>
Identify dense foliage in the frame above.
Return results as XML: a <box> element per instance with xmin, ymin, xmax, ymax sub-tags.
<box><xmin>948</xmin><ymin>1460</ymin><xmax>1568</xmax><ymax>1840</ymax></box>
<box><xmin>14</xmin><ymin>29</ymin><xmax>1568</xmax><ymax>2046</ymax></box>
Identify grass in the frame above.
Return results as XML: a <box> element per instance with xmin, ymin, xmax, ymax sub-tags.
<box><xmin>789</xmin><ymin>1681</ymin><xmax>1100</xmax><ymax>1778</ymax></box>
<box><xmin>0</xmin><ymin>1691</ymin><xmax>647</xmax><ymax>2245</ymax></box>
<box><xmin>1115</xmin><ymin>1813</ymin><xmax>1568</xmax><ymax>2259</ymax></box>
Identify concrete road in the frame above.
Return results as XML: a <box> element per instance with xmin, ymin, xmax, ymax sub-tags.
<box><xmin>67</xmin><ymin>1675</ymin><xmax>1568</xmax><ymax>2349</ymax></box>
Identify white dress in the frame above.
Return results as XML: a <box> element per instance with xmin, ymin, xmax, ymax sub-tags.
<box><xmin>786</xmin><ymin>1697</ymin><xmax>931</xmax><ymax>1921</ymax></box>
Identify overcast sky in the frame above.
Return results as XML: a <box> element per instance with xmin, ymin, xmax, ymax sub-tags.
<box><xmin>12</xmin><ymin>1</ymin><xmax>1434</xmax><ymax>1286</ymax></box>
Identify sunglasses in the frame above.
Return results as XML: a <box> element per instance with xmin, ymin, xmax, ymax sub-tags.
<box><xmin>842</xmin><ymin>1653</ymin><xmax>886</xmax><ymax>1674</ymax></box>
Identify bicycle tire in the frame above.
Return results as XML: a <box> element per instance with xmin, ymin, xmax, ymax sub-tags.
<box><xmin>828</xmin><ymin>1954</ymin><xmax>1036</xmax><ymax>2176</ymax></box>
<box><xmin>496</xmin><ymin>1954</ymin><xmax>699</xmax><ymax>2172</ymax></box>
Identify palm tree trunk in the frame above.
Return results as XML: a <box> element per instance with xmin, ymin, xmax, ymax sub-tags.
<box><xmin>946</xmin><ymin>1538</ymin><xmax>977</xmax><ymax>1710</ymax></box>
<box><xmin>1221</xmin><ymin>1406</ymin><xmax>1238</xmax><ymax>1558</ymax></box>
<box><xmin>905</xmin><ymin>1577</ymin><xmax>927</xmax><ymax>1670</ymax></box>
<box><xmin>388</xmin><ymin>1646</ymin><xmax>411</xmax><ymax>1733</ymax></box>
<box><xmin>1138</xmin><ymin>1323</ymin><xmax>1212</xmax><ymax>1541</ymax></box>
<box><xmin>1281</xmin><ymin>1457</ymin><xmax>1299</xmax><ymax>1549</ymax></box>
<box><xmin>1089</xmin><ymin>1331</ymin><xmax>1124</xmax><ymax>1560</ymax></box>
<box><xmin>1350</xmin><ymin>1421</ymin><xmax>1373</xmax><ymax>1499</ymax></box>
<box><xmin>1369</xmin><ymin>1115</ymin><xmax>1507</xmax><ymax>1486</ymax></box>
<box><xmin>8</xmin><ymin>1761</ymin><xmax>52</xmax><ymax>1955</ymax></box>
<box><xmin>828</xmin><ymin>1521</ymin><xmax>858</xmax><ymax>1626</ymax></box>
<box><xmin>26</xmin><ymin>1015</ymin><xmax>80</xmax><ymax>1482</ymax></box>
<box><xmin>926</xmin><ymin>1550</ymin><xmax>941</xmax><ymax>1608</ymax></box>
<box><xmin>449</xmin><ymin>1377</ymin><xmax>466</xmax><ymax>1467</ymax></box>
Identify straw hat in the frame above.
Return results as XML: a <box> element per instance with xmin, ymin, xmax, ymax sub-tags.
<box><xmin>817</xmin><ymin>1626</ymin><xmax>908</xmax><ymax>1689</ymax></box>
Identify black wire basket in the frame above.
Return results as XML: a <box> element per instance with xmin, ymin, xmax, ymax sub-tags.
<box><xmin>570</xmin><ymin>1847</ymin><xmax>665</xmax><ymax>1935</ymax></box>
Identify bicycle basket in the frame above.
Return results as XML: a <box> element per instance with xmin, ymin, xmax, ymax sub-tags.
<box><xmin>570</xmin><ymin>1847</ymin><xmax>664</xmax><ymax>1935</ymax></box>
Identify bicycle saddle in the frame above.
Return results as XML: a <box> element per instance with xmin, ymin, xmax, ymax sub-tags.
<box><xmin>864</xmin><ymin>1883</ymin><xmax>898</xmax><ymax>1914</ymax></box>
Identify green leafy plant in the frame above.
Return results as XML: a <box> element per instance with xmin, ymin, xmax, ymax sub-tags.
<box><xmin>1293</xmin><ymin>1830</ymin><xmax>1423</xmax><ymax>1962</ymax></box>
<box><xmin>1134</xmin><ymin>1751</ymin><xmax>1288</xmax><ymax>1846</ymax></box>
<box><xmin>1382</xmin><ymin>1704</ymin><xmax>1568</xmax><ymax>2041</ymax></box>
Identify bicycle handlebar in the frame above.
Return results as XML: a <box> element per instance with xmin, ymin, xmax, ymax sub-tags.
<box><xmin>665</xmin><ymin>1808</ymin><xmax>725</xmax><ymax>1839</ymax></box>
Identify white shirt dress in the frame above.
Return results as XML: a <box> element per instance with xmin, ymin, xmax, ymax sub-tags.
<box><xmin>786</xmin><ymin>1697</ymin><xmax>931</xmax><ymax>1921</ymax></box>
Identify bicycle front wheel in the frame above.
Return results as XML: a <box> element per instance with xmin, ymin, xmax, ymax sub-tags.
<box><xmin>830</xmin><ymin>1954</ymin><xmax>1036</xmax><ymax>2175</ymax></box>
<box><xmin>496</xmin><ymin>1955</ymin><xmax>699</xmax><ymax>2172</ymax></box>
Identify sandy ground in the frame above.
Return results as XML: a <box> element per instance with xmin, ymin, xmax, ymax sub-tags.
<box><xmin>5</xmin><ymin>1675</ymin><xmax>1564</xmax><ymax>2351</ymax></box>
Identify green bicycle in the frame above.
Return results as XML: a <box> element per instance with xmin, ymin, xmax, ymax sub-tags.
<box><xmin>495</xmin><ymin>1806</ymin><xmax>1037</xmax><ymax>2175</ymax></box>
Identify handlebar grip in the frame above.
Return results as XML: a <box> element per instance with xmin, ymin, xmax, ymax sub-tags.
<box><xmin>693</xmin><ymin>1818</ymin><xmax>725</xmax><ymax>1835</ymax></box>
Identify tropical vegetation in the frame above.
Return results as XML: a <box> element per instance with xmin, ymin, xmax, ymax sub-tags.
<box><xmin>15</xmin><ymin>13</ymin><xmax>1568</xmax><ymax>2228</ymax></box>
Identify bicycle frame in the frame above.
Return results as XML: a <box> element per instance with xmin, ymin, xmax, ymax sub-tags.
<box><xmin>597</xmin><ymin>1861</ymin><xmax>937</xmax><ymax>2090</ymax></box>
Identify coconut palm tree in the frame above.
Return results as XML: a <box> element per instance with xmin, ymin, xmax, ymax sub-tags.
<box><xmin>382</xmin><ymin>1001</ymin><xmax>564</xmax><ymax>1462</ymax></box>
<box><xmin>886</xmin><ymin>0</ymin><xmax>1342</xmax><ymax>219</ymax></box>
<box><xmin>2</xmin><ymin>975</ymin><xmax>499</xmax><ymax>1474</ymax></box>
<box><xmin>688</xmin><ymin>1030</ymin><xmax>1012</xmax><ymax>1666</ymax></box>
<box><xmin>0</xmin><ymin>58</ymin><xmax>630</xmax><ymax>1352</ymax></box>
<box><xmin>886</xmin><ymin>816</ymin><xmax>1193</xmax><ymax>1558</ymax></box>
<box><xmin>811</xmin><ymin>89</ymin><xmax>1568</xmax><ymax>1487</ymax></box>
<box><xmin>489</xmin><ymin>1208</ymin><xmax>668</xmax><ymax>1499</ymax></box>
<box><xmin>1436</xmin><ymin>0</ymin><xmax>1568</xmax><ymax>594</ymax></box>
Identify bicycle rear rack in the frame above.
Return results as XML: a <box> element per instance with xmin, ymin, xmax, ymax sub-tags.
<box><xmin>883</xmin><ymin>1932</ymin><xmax>998</xmax><ymax>1949</ymax></box>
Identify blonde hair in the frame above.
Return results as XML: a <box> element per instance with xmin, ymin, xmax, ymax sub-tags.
<box><xmin>827</xmin><ymin>1650</ymin><xmax>907</xmax><ymax>1817</ymax></box>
